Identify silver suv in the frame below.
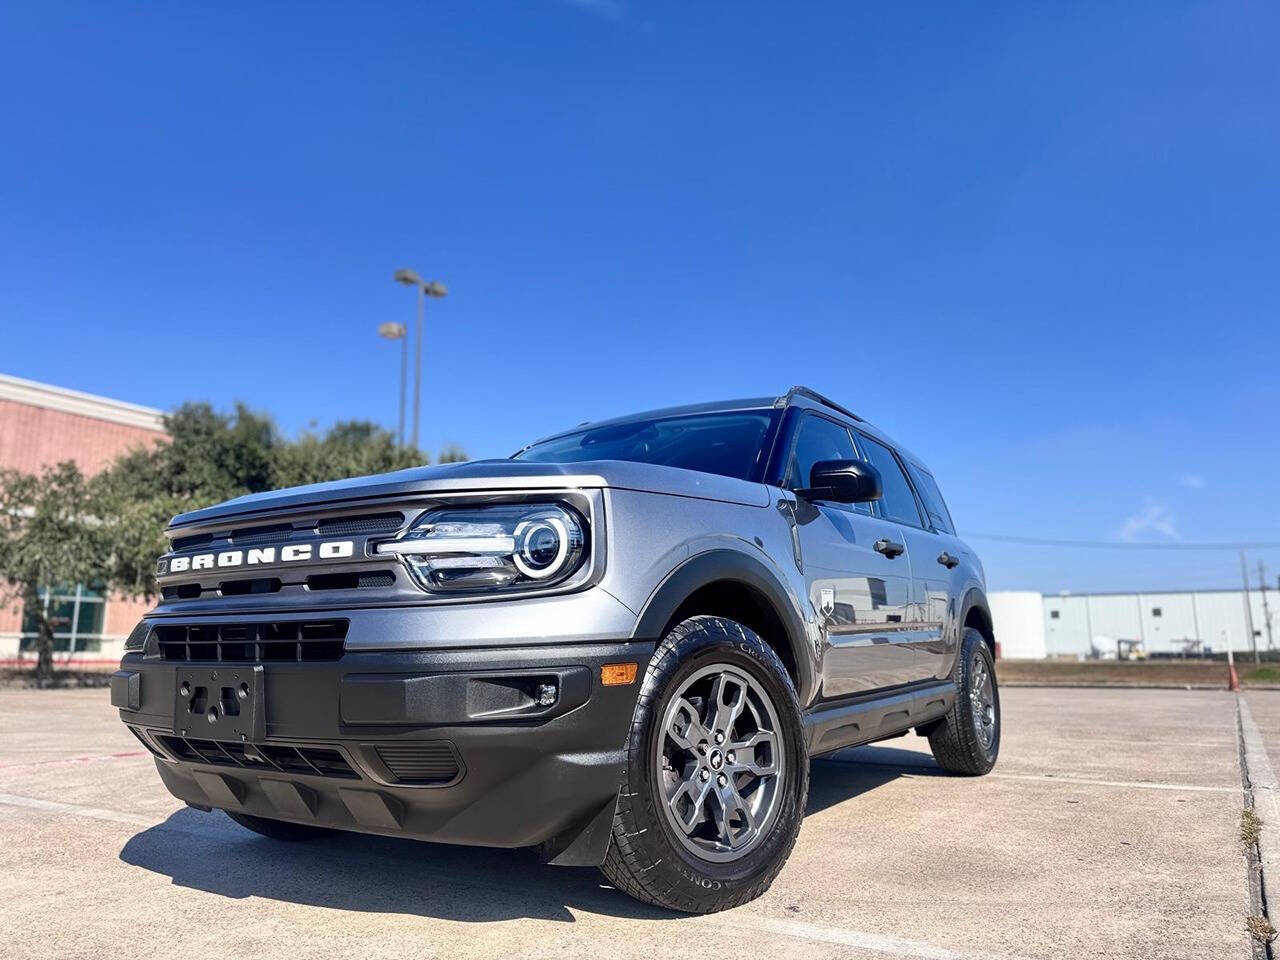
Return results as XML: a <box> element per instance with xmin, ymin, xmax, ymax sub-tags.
<box><xmin>112</xmin><ymin>386</ymin><xmax>999</xmax><ymax>914</ymax></box>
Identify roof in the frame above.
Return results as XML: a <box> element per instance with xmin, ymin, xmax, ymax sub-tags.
<box><xmin>515</xmin><ymin>385</ymin><xmax>924</xmax><ymax>467</ymax></box>
<box><xmin>0</xmin><ymin>374</ymin><xmax>166</xmax><ymax>432</ymax></box>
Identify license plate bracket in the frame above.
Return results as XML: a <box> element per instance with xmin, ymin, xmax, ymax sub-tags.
<box><xmin>173</xmin><ymin>664</ymin><xmax>265</xmax><ymax>742</ymax></box>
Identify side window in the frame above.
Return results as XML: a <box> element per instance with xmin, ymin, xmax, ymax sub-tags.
<box><xmin>905</xmin><ymin>463</ymin><xmax>955</xmax><ymax>535</ymax></box>
<box><xmin>856</xmin><ymin>433</ymin><xmax>925</xmax><ymax>527</ymax></box>
<box><xmin>787</xmin><ymin>414</ymin><xmax>855</xmax><ymax>488</ymax></box>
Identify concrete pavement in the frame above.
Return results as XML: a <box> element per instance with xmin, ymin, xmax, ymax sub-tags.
<box><xmin>0</xmin><ymin>686</ymin><xmax>1259</xmax><ymax>959</ymax></box>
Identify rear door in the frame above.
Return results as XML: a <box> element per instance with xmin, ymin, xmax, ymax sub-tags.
<box><xmin>901</xmin><ymin>460</ymin><xmax>965</xmax><ymax>681</ymax></box>
<box><xmin>852</xmin><ymin>432</ymin><xmax>947</xmax><ymax>684</ymax></box>
<box><xmin>784</xmin><ymin>413</ymin><xmax>917</xmax><ymax>699</ymax></box>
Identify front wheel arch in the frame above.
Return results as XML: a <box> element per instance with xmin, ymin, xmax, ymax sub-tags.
<box><xmin>632</xmin><ymin>550</ymin><xmax>815</xmax><ymax>705</ymax></box>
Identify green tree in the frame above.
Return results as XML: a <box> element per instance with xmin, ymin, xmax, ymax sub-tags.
<box><xmin>271</xmin><ymin>420</ymin><xmax>427</xmax><ymax>489</ymax></box>
<box><xmin>0</xmin><ymin>463</ymin><xmax>107</xmax><ymax>686</ymax></box>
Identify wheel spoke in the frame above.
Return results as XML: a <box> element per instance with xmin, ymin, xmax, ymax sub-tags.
<box><xmin>726</xmin><ymin>730</ymin><xmax>778</xmax><ymax>776</ymax></box>
<box><xmin>668</xmin><ymin>771</ymin><xmax>713</xmax><ymax>835</ymax></box>
<box><xmin>708</xmin><ymin>673</ymin><xmax>747</xmax><ymax>736</ymax></box>
<box><xmin>710</xmin><ymin>780</ymin><xmax>755</xmax><ymax>847</ymax></box>
<box><xmin>666</xmin><ymin>697</ymin><xmax>712</xmax><ymax>751</ymax></box>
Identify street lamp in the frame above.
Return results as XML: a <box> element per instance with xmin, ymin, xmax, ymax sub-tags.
<box><xmin>394</xmin><ymin>268</ymin><xmax>448</xmax><ymax>450</ymax></box>
<box><xmin>377</xmin><ymin>322</ymin><xmax>407</xmax><ymax>446</ymax></box>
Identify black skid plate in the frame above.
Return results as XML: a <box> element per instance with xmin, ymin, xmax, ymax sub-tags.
<box><xmin>173</xmin><ymin>664</ymin><xmax>266</xmax><ymax>742</ymax></box>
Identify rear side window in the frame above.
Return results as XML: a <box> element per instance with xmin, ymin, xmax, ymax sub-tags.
<box><xmin>905</xmin><ymin>463</ymin><xmax>955</xmax><ymax>535</ymax></box>
<box><xmin>855</xmin><ymin>433</ymin><xmax>924</xmax><ymax>528</ymax></box>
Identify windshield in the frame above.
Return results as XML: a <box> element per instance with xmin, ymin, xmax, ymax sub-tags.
<box><xmin>515</xmin><ymin>410</ymin><xmax>778</xmax><ymax>482</ymax></box>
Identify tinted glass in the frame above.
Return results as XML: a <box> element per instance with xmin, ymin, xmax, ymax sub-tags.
<box><xmin>787</xmin><ymin>414</ymin><xmax>874</xmax><ymax>508</ymax></box>
<box><xmin>856</xmin><ymin>434</ymin><xmax>924</xmax><ymax>527</ymax></box>
<box><xmin>905</xmin><ymin>463</ymin><xmax>955</xmax><ymax>534</ymax></box>
<box><xmin>516</xmin><ymin>411</ymin><xmax>775</xmax><ymax>482</ymax></box>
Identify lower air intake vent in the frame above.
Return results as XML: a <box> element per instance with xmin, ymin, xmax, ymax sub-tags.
<box><xmin>375</xmin><ymin>742</ymin><xmax>462</xmax><ymax>785</ymax></box>
<box><xmin>158</xmin><ymin>736</ymin><xmax>359</xmax><ymax>779</ymax></box>
<box><xmin>306</xmin><ymin>570</ymin><xmax>396</xmax><ymax>591</ymax></box>
<box><xmin>155</xmin><ymin>620</ymin><xmax>348</xmax><ymax>662</ymax></box>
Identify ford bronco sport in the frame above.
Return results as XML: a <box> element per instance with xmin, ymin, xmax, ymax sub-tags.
<box><xmin>113</xmin><ymin>386</ymin><xmax>1000</xmax><ymax>913</ymax></box>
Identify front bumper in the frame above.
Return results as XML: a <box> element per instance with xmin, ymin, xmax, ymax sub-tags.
<box><xmin>113</xmin><ymin>637</ymin><xmax>654</xmax><ymax>864</ymax></box>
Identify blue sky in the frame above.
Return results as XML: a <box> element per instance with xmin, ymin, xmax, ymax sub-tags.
<box><xmin>1</xmin><ymin>1</ymin><xmax>1277</xmax><ymax>593</ymax></box>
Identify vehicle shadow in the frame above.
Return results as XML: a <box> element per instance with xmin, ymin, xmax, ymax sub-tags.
<box><xmin>118</xmin><ymin>744</ymin><xmax>941</xmax><ymax>923</ymax></box>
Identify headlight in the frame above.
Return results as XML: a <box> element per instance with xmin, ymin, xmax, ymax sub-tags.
<box><xmin>378</xmin><ymin>503</ymin><xmax>587</xmax><ymax>594</ymax></box>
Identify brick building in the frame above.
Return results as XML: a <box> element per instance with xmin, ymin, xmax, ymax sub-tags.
<box><xmin>0</xmin><ymin>374</ymin><xmax>167</xmax><ymax>664</ymax></box>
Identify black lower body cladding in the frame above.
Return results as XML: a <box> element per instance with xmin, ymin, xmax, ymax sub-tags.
<box><xmin>114</xmin><ymin>637</ymin><xmax>655</xmax><ymax>864</ymax></box>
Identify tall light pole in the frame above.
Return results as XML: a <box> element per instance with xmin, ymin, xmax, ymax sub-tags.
<box><xmin>377</xmin><ymin>322</ymin><xmax>407</xmax><ymax>446</ymax></box>
<box><xmin>394</xmin><ymin>268</ymin><xmax>448</xmax><ymax>450</ymax></box>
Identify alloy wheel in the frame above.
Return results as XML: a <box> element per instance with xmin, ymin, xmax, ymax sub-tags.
<box><xmin>655</xmin><ymin>663</ymin><xmax>785</xmax><ymax>862</ymax></box>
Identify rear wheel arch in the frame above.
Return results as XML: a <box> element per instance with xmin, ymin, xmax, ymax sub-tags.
<box><xmin>633</xmin><ymin>550</ymin><xmax>815</xmax><ymax>705</ymax></box>
<box><xmin>960</xmin><ymin>588</ymin><xmax>996</xmax><ymax>659</ymax></box>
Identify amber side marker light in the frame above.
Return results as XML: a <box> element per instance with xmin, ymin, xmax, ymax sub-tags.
<box><xmin>601</xmin><ymin>662</ymin><xmax>638</xmax><ymax>686</ymax></box>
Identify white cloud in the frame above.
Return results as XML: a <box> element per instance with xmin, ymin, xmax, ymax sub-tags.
<box><xmin>1118</xmin><ymin>498</ymin><xmax>1179</xmax><ymax>542</ymax></box>
<box><xmin>1180</xmin><ymin>474</ymin><xmax>1205</xmax><ymax>489</ymax></box>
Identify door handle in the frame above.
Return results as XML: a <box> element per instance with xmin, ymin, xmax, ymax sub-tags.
<box><xmin>874</xmin><ymin>538</ymin><xmax>905</xmax><ymax>558</ymax></box>
<box><xmin>937</xmin><ymin>552</ymin><xmax>961</xmax><ymax>569</ymax></box>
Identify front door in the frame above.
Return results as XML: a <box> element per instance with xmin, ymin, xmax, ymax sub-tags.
<box><xmin>783</xmin><ymin>413</ymin><xmax>918</xmax><ymax>700</ymax></box>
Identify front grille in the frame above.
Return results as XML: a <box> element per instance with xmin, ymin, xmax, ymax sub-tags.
<box><xmin>375</xmin><ymin>742</ymin><xmax>462</xmax><ymax>785</ymax></box>
<box><xmin>317</xmin><ymin>512</ymin><xmax>404</xmax><ymax>536</ymax></box>
<box><xmin>172</xmin><ymin>532</ymin><xmax>213</xmax><ymax>551</ymax></box>
<box><xmin>168</xmin><ymin>510</ymin><xmax>406</xmax><ymax>552</ymax></box>
<box><xmin>230</xmin><ymin>522</ymin><xmax>294</xmax><ymax>544</ymax></box>
<box><xmin>155</xmin><ymin>620</ymin><xmax>348</xmax><ymax>662</ymax></box>
<box><xmin>157</xmin><ymin>736</ymin><xmax>359</xmax><ymax>779</ymax></box>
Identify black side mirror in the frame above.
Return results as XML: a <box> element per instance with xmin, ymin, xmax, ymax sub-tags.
<box><xmin>797</xmin><ymin>459</ymin><xmax>882</xmax><ymax>504</ymax></box>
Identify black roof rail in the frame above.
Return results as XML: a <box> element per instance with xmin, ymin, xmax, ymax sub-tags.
<box><xmin>776</xmin><ymin>385</ymin><xmax>863</xmax><ymax>422</ymax></box>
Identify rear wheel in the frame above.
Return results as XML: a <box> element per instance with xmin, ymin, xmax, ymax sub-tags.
<box><xmin>601</xmin><ymin>616</ymin><xmax>808</xmax><ymax>913</ymax></box>
<box><xmin>225</xmin><ymin>810</ymin><xmax>335</xmax><ymax>841</ymax></box>
<box><xmin>927</xmin><ymin>627</ymin><xmax>1000</xmax><ymax>775</ymax></box>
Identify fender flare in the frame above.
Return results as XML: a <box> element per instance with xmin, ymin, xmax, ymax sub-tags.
<box><xmin>959</xmin><ymin>587</ymin><xmax>995</xmax><ymax>652</ymax></box>
<box><xmin>632</xmin><ymin>549</ymin><xmax>815</xmax><ymax>704</ymax></box>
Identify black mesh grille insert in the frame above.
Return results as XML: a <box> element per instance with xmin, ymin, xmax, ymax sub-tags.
<box><xmin>230</xmin><ymin>523</ymin><xmax>294</xmax><ymax>544</ymax></box>
<box><xmin>317</xmin><ymin>512</ymin><xmax>404</xmax><ymax>536</ymax></box>
<box><xmin>306</xmin><ymin>570</ymin><xmax>396</xmax><ymax>591</ymax></box>
<box><xmin>157</xmin><ymin>736</ymin><xmax>359</xmax><ymax>779</ymax></box>
<box><xmin>172</xmin><ymin>532</ymin><xmax>213</xmax><ymax>551</ymax></box>
<box><xmin>375</xmin><ymin>742</ymin><xmax>462</xmax><ymax>785</ymax></box>
<box><xmin>155</xmin><ymin>620</ymin><xmax>347</xmax><ymax>662</ymax></box>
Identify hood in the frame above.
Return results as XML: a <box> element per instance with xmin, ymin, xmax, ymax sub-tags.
<box><xmin>168</xmin><ymin>458</ymin><xmax>769</xmax><ymax>528</ymax></box>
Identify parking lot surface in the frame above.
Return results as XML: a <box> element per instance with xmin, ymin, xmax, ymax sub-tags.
<box><xmin>0</xmin><ymin>685</ymin><xmax>1259</xmax><ymax>959</ymax></box>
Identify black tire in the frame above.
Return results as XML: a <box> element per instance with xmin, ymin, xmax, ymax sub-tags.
<box><xmin>225</xmin><ymin>810</ymin><xmax>335</xmax><ymax>841</ymax></box>
<box><xmin>600</xmin><ymin>615</ymin><xmax>808</xmax><ymax>914</ymax></box>
<box><xmin>927</xmin><ymin>627</ymin><xmax>1000</xmax><ymax>775</ymax></box>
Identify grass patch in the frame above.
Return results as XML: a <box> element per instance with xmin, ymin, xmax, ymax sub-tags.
<box><xmin>1241</xmin><ymin>808</ymin><xmax>1263</xmax><ymax>848</ymax></box>
<box><xmin>997</xmin><ymin>659</ymin><xmax>1280</xmax><ymax>688</ymax></box>
<box><xmin>1247</xmin><ymin>915</ymin><xmax>1276</xmax><ymax>944</ymax></box>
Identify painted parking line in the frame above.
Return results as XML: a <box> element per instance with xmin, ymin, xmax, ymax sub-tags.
<box><xmin>0</xmin><ymin>790</ymin><xmax>1030</xmax><ymax>960</ymax></box>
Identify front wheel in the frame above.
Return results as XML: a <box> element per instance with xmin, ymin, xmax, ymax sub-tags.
<box><xmin>600</xmin><ymin>616</ymin><xmax>808</xmax><ymax>913</ymax></box>
<box><xmin>927</xmin><ymin>627</ymin><xmax>1001</xmax><ymax>775</ymax></box>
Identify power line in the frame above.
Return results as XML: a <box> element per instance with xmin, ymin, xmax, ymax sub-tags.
<box><xmin>960</xmin><ymin>532</ymin><xmax>1280</xmax><ymax>550</ymax></box>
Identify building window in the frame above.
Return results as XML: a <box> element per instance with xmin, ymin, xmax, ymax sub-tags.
<box><xmin>19</xmin><ymin>584</ymin><xmax>107</xmax><ymax>653</ymax></box>
<box><xmin>1049</xmin><ymin>610</ymin><xmax>1060</xmax><ymax>619</ymax></box>
<box><xmin>1151</xmin><ymin>607</ymin><xmax>1162</xmax><ymax>618</ymax></box>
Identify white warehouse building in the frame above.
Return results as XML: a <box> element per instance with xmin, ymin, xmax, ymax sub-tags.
<box><xmin>989</xmin><ymin>588</ymin><xmax>1278</xmax><ymax>660</ymax></box>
